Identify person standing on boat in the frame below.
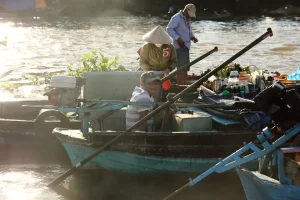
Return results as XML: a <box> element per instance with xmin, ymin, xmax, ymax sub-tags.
<box><xmin>166</xmin><ymin>4</ymin><xmax>198</xmax><ymax>85</ymax></box>
<box><xmin>139</xmin><ymin>25</ymin><xmax>177</xmax><ymax>76</ymax></box>
<box><xmin>126</xmin><ymin>71</ymin><xmax>160</xmax><ymax>132</ymax></box>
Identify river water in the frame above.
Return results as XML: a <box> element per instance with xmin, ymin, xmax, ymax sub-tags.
<box><xmin>1</xmin><ymin>14</ymin><xmax>300</xmax><ymax>98</ymax></box>
<box><xmin>1</xmin><ymin>13</ymin><xmax>300</xmax><ymax>199</ymax></box>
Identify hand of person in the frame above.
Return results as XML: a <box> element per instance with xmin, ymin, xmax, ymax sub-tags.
<box><xmin>164</xmin><ymin>68</ymin><xmax>170</xmax><ymax>75</ymax></box>
<box><xmin>177</xmin><ymin>37</ymin><xmax>184</xmax><ymax>46</ymax></box>
<box><xmin>191</xmin><ymin>37</ymin><xmax>198</xmax><ymax>43</ymax></box>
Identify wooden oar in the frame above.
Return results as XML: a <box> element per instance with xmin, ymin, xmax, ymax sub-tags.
<box><xmin>161</xmin><ymin>46</ymin><xmax>218</xmax><ymax>82</ymax></box>
<box><xmin>48</xmin><ymin>28</ymin><xmax>272</xmax><ymax>189</ymax></box>
<box><xmin>136</xmin><ymin>46</ymin><xmax>217</xmax><ymax>73</ymax></box>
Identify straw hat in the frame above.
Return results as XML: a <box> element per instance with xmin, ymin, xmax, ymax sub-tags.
<box><xmin>142</xmin><ymin>25</ymin><xmax>172</xmax><ymax>44</ymax></box>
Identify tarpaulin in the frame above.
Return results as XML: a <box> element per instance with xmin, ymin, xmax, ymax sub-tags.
<box><xmin>0</xmin><ymin>0</ymin><xmax>46</xmax><ymax>11</ymax></box>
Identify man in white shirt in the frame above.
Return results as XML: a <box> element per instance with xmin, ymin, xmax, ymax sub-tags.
<box><xmin>126</xmin><ymin>71</ymin><xmax>160</xmax><ymax>131</ymax></box>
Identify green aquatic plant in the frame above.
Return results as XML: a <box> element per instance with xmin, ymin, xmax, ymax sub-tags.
<box><xmin>215</xmin><ymin>63</ymin><xmax>251</xmax><ymax>78</ymax></box>
<box><xmin>22</xmin><ymin>72</ymin><xmax>59</xmax><ymax>86</ymax></box>
<box><xmin>0</xmin><ymin>36</ymin><xmax>8</xmax><ymax>46</ymax></box>
<box><xmin>0</xmin><ymin>83</ymin><xmax>18</xmax><ymax>92</ymax></box>
<box><xmin>21</xmin><ymin>51</ymin><xmax>129</xmax><ymax>86</ymax></box>
<box><xmin>67</xmin><ymin>51</ymin><xmax>128</xmax><ymax>77</ymax></box>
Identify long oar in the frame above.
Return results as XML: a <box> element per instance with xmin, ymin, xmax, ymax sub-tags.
<box><xmin>48</xmin><ymin>28</ymin><xmax>272</xmax><ymax>189</ymax></box>
<box><xmin>161</xmin><ymin>46</ymin><xmax>218</xmax><ymax>82</ymax></box>
<box><xmin>136</xmin><ymin>46</ymin><xmax>218</xmax><ymax>74</ymax></box>
<box><xmin>162</xmin><ymin>28</ymin><xmax>273</xmax><ymax>200</ymax></box>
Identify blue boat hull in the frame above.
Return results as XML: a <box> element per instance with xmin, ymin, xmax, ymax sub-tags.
<box><xmin>64</xmin><ymin>143</ymin><xmax>220</xmax><ymax>173</ymax></box>
<box><xmin>64</xmin><ymin>143</ymin><xmax>258</xmax><ymax>174</ymax></box>
<box><xmin>236</xmin><ymin>167</ymin><xmax>300</xmax><ymax>200</ymax></box>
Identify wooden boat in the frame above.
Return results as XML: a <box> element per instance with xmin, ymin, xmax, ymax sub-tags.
<box><xmin>236</xmin><ymin>147</ymin><xmax>300</xmax><ymax>200</ymax></box>
<box><xmin>48</xmin><ymin>29</ymin><xmax>274</xmax><ymax>181</ymax></box>
<box><xmin>53</xmin><ymin>128</ymin><xmax>258</xmax><ymax>174</ymax></box>
<box><xmin>268</xmin><ymin>5</ymin><xmax>300</xmax><ymax>16</ymax></box>
<box><xmin>51</xmin><ymin>71</ymin><xmax>259</xmax><ymax>174</ymax></box>
<box><xmin>0</xmin><ymin>72</ymin><xmax>204</xmax><ymax>165</ymax></box>
<box><xmin>0</xmin><ymin>99</ymin><xmax>80</xmax><ymax>164</ymax></box>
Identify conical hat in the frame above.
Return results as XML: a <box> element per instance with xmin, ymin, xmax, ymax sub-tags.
<box><xmin>142</xmin><ymin>25</ymin><xmax>172</xmax><ymax>44</ymax></box>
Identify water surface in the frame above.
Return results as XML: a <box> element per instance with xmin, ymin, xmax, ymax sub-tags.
<box><xmin>1</xmin><ymin>14</ymin><xmax>300</xmax><ymax>199</ymax></box>
<box><xmin>1</xmin><ymin>15</ymin><xmax>300</xmax><ymax>98</ymax></box>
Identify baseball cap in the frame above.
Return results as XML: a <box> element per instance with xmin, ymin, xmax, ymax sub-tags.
<box><xmin>185</xmin><ymin>4</ymin><xmax>196</xmax><ymax>18</ymax></box>
<box><xmin>140</xmin><ymin>71</ymin><xmax>161</xmax><ymax>84</ymax></box>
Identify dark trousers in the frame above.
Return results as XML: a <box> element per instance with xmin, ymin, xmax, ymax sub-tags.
<box><xmin>176</xmin><ymin>46</ymin><xmax>190</xmax><ymax>85</ymax></box>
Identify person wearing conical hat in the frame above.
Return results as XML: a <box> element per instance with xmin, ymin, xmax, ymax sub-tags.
<box><xmin>139</xmin><ymin>25</ymin><xmax>177</xmax><ymax>75</ymax></box>
<box><xmin>166</xmin><ymin>4</ymin><xmax>198</xmax><ymax>85</ymax></box>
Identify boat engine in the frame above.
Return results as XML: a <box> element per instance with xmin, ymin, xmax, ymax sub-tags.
<box><xmin>254</xmin><ymin>81</ymin><xmax>300</xmax><ymax>130</ymax></box>
<box><xmin>44</xmin><ymin>76</ymin><xmax>85</xmax><ymax>107</ymax></box>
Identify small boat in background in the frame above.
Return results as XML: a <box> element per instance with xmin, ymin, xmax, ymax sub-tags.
<box><xmin>162</xmin><ymin>9</ymin><xmax>232</xmax><ymax>21</ymax></box>
<box><xmin>0</xmin><ymin>0</ymin><xmax>66</xmax><ymax>17</ymax></box>
<box><xmin>0</xmin><ymin>0</ymin><xmax>46</xmax><ymax>11</ymax></box>
<box><xmin>268</xmin><ymin>5</ymin><xmax>300</xmax><ymax>16</ymax></box>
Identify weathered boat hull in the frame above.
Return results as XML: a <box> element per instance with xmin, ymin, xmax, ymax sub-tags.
<box><xmin>54</xmin><ymin>128</ymin><xmax>259</xmax><ymax>174</ymax></box>
<box><xmin>0</xmin><ymin>99</ymin><xmax>82</xmax><ymax>164</ymax></box>
<box><xmin>64</xmin><ymin>143</ymin><xmax>222</xmax><ymax>173</ymax></box>
<box><xmin>236</xmin><ymin>167</ymin><xmax>300</xmax><ymax>200</ymax></box>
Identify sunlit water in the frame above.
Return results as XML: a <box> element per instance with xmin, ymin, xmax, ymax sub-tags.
<box><xmin>1</xmin><ymin>13</ymin><xmax>300</xmax><ymax>199</ymax></box>
<box><xmin>0</xmin><ymin>164</ymin><xmax>247</xmax><ymax>200</ymax></box>
<box><xmin>1</xmin><ymin>14</ymin><xmax>300</xmax><ymax>99</ymax></box>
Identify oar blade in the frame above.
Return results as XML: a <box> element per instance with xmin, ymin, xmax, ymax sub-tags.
<box><xmin>48</xmin><ymin>167</ymin><xmax>77</xmax><ymax>188</ymax></box>
<box><xmin>51</xmin><ymin>185</ymin><xmax>76</xmax><ymax>200</ymax></box>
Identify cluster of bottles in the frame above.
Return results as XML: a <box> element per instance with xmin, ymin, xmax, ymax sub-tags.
<box><xmin>203</xmin><ymin>70</ymin><xmax>274</xmax><ymax>98</ymax></box>
<box><xmin>210</xmin><ymin>71</ymin><xmax>250</xmax><ymax>98</ymax></box>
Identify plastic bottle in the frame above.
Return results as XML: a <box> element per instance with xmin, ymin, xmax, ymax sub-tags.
<box><xmin>240</xmin><ymin>85</ymin><xmax>246</xmax><ymax>98</ymax></box>
<box><xmin>231</xmin><ymin>85</ymin><xmax>235</xmax><ymax>94</ymax></box>
<box><xmin>228</xmin><ymin>71</ymin><xmax>239</xmax><ymax>85</ymax></box>
<box><xmin>221</xmin><ymin>84</ymin><xmax>227</xmax><ymax>92</ymax></box>
<box><xmin>226</xmin><ymin>85</ymin><xmax>232</xmax><ymax>93</ymax></box>
<box><xmin>235</xmin><ymin>84</ymin><xmax>240</xmax><ymax>96</ymax></box>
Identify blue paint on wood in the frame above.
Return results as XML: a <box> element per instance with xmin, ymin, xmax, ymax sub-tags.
<box><xmin>236</xmin><ymin>167</ymin><xmax>300</xmax><ymax>200</ymax></box>
<box><xmin>64</xmin><ymin>143</ymin><xmax>257</xmax><ymax>174</ymax></box>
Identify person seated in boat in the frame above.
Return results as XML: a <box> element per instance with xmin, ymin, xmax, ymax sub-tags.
<box><xmin>138</xmin><ymin>25</ymin><xmax>177</xmax><ymax>76</ymax></box>
<box><xmin>126</xmin><ymin>71</ymin><xmax>160</xmax><ymax>132</ymax></box>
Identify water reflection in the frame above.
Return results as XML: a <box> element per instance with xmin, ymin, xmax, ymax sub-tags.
<box><xmin>0</xmin><ymin>164</ymin><xmax>247</xmax><ymax>200</ymax></box>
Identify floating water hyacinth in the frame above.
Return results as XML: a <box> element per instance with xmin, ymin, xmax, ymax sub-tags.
<box><xmin>0</xmin><ymin>36</ymin><xmax>8</xmax><ymax>46</ymax></box>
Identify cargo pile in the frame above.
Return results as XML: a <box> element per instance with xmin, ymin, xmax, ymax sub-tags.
<box><xmin>201</xmin><ymin>64</ymin><xmax>281</xmax><ymax>98</ymax></box>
